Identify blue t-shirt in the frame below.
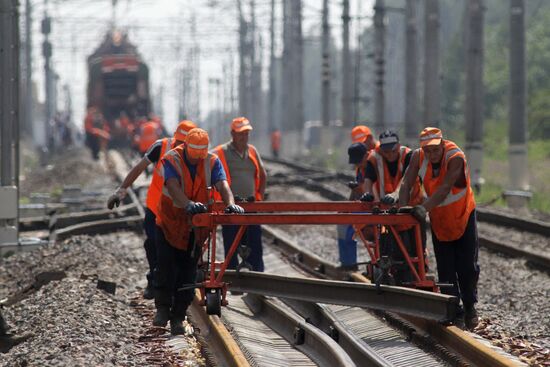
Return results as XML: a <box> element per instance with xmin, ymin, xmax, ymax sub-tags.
<box><xmin>163</xmin><ymin>155</ymin><xmax>226</xmax><ymax>187</ymax></box>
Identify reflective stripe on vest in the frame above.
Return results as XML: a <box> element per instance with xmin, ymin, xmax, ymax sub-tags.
<box><xmin>156</xmin><ymin>145</ymin><xmax>217</xmax><ymax>250</ymax></box>
<box><xmin>372</xmin><ymin>146</ymin><xmax>407</xmax><ymax>197</ymax></box>
<box><xmin>418</xmin><ymin>147</ymin><xmax>467</xmax><ymax>207</ymax></box>
<box><xmin>160</xmin><ymin>149</ymin><xmax>214</xmax><ymax>208</ymax></box>
<box><xmin>145</xmin><ymin>137</ymin><xmax>172</xmax><ymax>214</ymax></box>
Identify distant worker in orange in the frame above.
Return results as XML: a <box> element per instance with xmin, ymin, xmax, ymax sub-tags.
<box><xmin>154</xmin><ymin>128</ymin><xmax>243</xmax><ymax>335</ymax></box>
<box><xmin>137</xmin><ymin>120</ymin><xmax>162</xmax><ymax>155</ymax></box>
<box><xmin>270</xmin><ymin>129</ymin><xmax>281</xmax><ymax>158</ymax></box>
<box><xmin>351</xmin><ymin>125</ymin><xmax>378</xmax><ymax>151</ymax></box>
<box><xmin>84</xmin><ymin>107</ymin><xmax>110</xmax><ymax>160</ymax></box>
<box><xmin>107</xmin><ymin>120</ymin><xmax>197</xmax><ymax>299</ymax></box>
<box><xmin>399</xmin><ymin>127</ymin><xmax>480</xmax><ymax>329</ymax></box>
<box><xmin>213</xmin><ymin>117</ymin><xmax>267</xmax><ymax>272</ymax></box>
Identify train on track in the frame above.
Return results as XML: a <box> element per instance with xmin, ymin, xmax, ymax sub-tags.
<box><xmin>85</xmin><ymin>30</ymin><xmax>158</xmax><ymax>149</ymax></box>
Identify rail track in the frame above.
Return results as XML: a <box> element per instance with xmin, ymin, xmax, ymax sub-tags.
<box><xmin>12</xmin><ymin>151</ymin><xmax>533</xmax><ymax>366</ymax></box>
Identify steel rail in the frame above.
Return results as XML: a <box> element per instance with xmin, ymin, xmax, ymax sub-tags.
<box><xmin>222</xmin><ymin>270</ymin><xmax>457</xmax><ymax>322</ymax></box>
<box><xmin>52</xmin><ymin>215</ymin><xmax>143</xmax><ymax>241</ymax></box>
<box><xmin>476</xmin><ymin>207</ymin><xmax>550</xmax><ymax>237</ymax></box>
<box><xmin>188</xmin><ymin>292</ymin><xmax>250</xmax><ymax>367</ymax></box>
<box><xmin>281</xmin><ymin>298</ymin><xmax>394</xmax><ymax>367</ymax></box>
<box><xmin>242</xmin><ymin>294</ymin><xmax>357</xmax><ymax>367</ymax></box>
<box><xmin>19</xmin><ymin>204</ymin><xmax>139</xmax><ymax>232</ymax></box>
<box><xmin>478</xmin><ymin>236</ymin><xmax>550</xmax><ymax>270</ymax></box>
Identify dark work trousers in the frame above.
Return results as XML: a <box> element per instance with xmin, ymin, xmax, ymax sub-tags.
<box><xmin>154</xmin><ymin>227</ymin><xmax>199</xmax><ymax>318</ymax></box>
<box><xmin>143</xmin><ymin>208</ymin><xmax>157</xmax><ymax>285</ymax></box>
<box><xmin>432</xmin><ymin>210</ymin><xmax>480</xmax><ymax>307</ymax></box>
<box><xmin>222</xmin><ymin>225</ymin><xmax>264</xmax><ymax>272</ymax></box>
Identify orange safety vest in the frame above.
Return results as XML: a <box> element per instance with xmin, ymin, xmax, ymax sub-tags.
<box><xmin>155</xmin><ymin>145</ymin><xmax>218</xmax><ymax>250</ymax></box>
<box><xmin>418</xmin><ymin>140</ymin><xmax>476</xmax><ymax>241</ymax></box>
<box><xmin>145</xmin><ymin>138</ymin><xmax>174</xmax><ymax>216</ymax></box>
<box><xmin>213</xmin><ymin>143</ymin><xmax>262</xmax><ymax>201</ymax></box>
<box><xmin>138</xmin><ymin>121</ymin><xmax>161</xmax><ymax>153</ymax></box>
<box><xmin>368</xmin><ymin>145</ymin><xmax>424</xmax><ymax>206</ymax></box>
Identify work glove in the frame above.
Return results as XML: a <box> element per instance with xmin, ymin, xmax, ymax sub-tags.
<box><xmin>381</xmin><ymin>193</ymin><xmax>397</xmax><ymax>205</ymax></box>
<box><xmin>225</xmin><ymin>204</ymin><xmax>245</xmax><ymax>214</ymax></box>
<box><xmin>233</xmin><ymin>195</ymin><xmax>244</xmax><ymax>202</ymax></box>
<box><xmin>347</xmin><ymin>181</ymin><xmax>359</xmax><ymax>189</ymax></box>
<box><xmin>411</xmin><ymin>205</ymin><xmax>427</xmax><ymax>223</ymax></box>
<box><xmin>107</xmin><ymin>187</ymin><xmax>127</xmax><ymax>210</ymax></box>
<box><xmin>185</xmin><ymin>201</ymin><xmax>208</xmax><ymax>215</ymax></box>
<box><xmin>359</xmin><ymin>192</ymin><xmax>375</xmax><ymax>202</ymax></box>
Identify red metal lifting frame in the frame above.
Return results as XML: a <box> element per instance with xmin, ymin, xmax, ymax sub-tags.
<box><xmin>191</xmin><ymin>201</ymin><xmax>435</xmax><ymax>310</ymax></box>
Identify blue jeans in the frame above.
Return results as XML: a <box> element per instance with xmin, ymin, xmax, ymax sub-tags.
<box><xmin>337</xmin><ymin>224</ymin><xmax>357</xmax><ymax>266</ymax></box>
<box><xmin>222</xmin><ymin>225</ymin><xmax>264</xmax><ymax>272</ymax></box>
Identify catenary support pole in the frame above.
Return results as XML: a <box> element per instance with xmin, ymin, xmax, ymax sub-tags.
<box><xmin>405</xmin><ymin>0</ymin><xmax>419</xmax><ymax>143</ymax></box>
<box><xmin>321</xmin><ymin>0</ymin><xmax>330</xmax><ymax>127</ymax></box>
<box><xmin>507</xmin><ymin>0</ymin><xmax>530</xmax><ymax>208</ymax></box>
<box><xmin>464</xmin><ymin>0</ymin><xmax>485</xmax><ymax>193</ymax></box>
<box><xmin>341</xmin><ymin>0</ymin><xmax>352</xmax><ymax>128</ymax></box>
<box><xmin>269</xmin><ymin>0</ymin><xmax>276</xmax><ymax>133</ymax></box>
<box><xmin>423</xmin><ymin>0</ymin><xmax>440</xmax><ymax>127</ymax></box>
<box><xmin>373</xmin><ymin>0</ymin><xmax>385</xmax><ymax>133</ymax></box>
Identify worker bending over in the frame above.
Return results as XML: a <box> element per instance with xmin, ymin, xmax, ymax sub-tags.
<box><xmin>337</xmin><ymin>126</ymin><xmax>378</xmax><ymax>269</ymax></box>
<box><xmin>107</xmin><ymin>120</ymin><xmax>197</xmax><ymax>299</ymax></box>
<box><xmin>154</xmin><ymin>128</ymin><xmax>243</xmax><ymax>335</ymax></box>
<box><xmin>399</xmin><ymin>127</ymin><xmax>480</xmax><ymax>329</ymax></box>
<box><xmin>213</xmin><ymin>117</ymin><xmax>267</xmax><ymax>272</ymax></box>
<box><xmin>361</xmin><ymin>130</ymin><xmax>425</xmax><ymax>284</ymax></box>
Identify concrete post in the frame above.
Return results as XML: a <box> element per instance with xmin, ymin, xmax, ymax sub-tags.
<box><xmin>507</xmin><ymin>0</ymin><xmax>530</xmax><ymax>208</ymax></box>
<box><xmin>423</xmin><ymin>0</ymin><xmax>440</xmax><ymax>127</ymax></box>
<box><xmin>405</xmin><ymin>0</ymin><xmax>419</xmax><ymax>143</ymax></box>
<box><xmin>464</xmin><ymin>0</ymin><xmax>485</xmax><ymax>193</ymax></box>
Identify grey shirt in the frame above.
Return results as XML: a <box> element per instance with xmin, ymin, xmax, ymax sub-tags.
<box><xmin>218</xmin><ymin>142</ymin><xmax>264</xmax><ymax>198</ymax></box>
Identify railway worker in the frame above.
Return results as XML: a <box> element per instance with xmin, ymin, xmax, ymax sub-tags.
<box><xmin>84</xmin><ymin>107</ymin><xmax>110</xmax><ymax>160</ymax></box>
<box><xmin>270</xmin><ymin>129</ymin><xmax>281</xmax><ymax>158</ymax></box>
<box><xmin>336</xmin><ymin>126</ymin><xmax>378</xmax><ymax>270</ymax></box>
<box><xmin>361</xmin><ymin>130</ymin><xmax>425</xmax><ymax>284</ymax></box>
<box><xmin>137</xmin><ymin>119</ymin><xmax>163</xmax><ymax>155</ymax></box>
<box><xmin>212</xmin><ymin>117</ymin><xmax>267</xmax><ymax>272</ymax></box>
<box><xmin>106</xmin><ymin>120</ymin><xmax>197</xmax><ymax>300</ymax></box>
<box><xmin>398</xmin><ymin>127</ymin><xmax>480</xmax><ymax>329</ymax></box>
<box><xmin>154</xmin><ymin>128</ymin><xmax>243</xmax><ymax>335</ymax></box>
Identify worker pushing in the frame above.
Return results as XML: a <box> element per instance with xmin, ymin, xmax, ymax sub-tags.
<box><xmin>106</xmin><ymin>120</ymin><xmax>197</xmax><ymax>299</ymax></box>
<box><xmin>338</xmin><ymin>125</ymin><xmax>378</xmax><ymax>269</ymax></box>
<box><xmin>360</xmin><ymin>129</ymin><xmax>426</xmax><ymax>284</ymax></box>
<box><xmin>213</xmin><ymin>117</ymin><xmax>267</xmax><ymax>272</ymax></box>
<box><xmin>399</xmin><ymin>127</ymin><xmax>480</xmax><ymax>330</ymax></box>
<box><xmin>153</xmin><ymin>128</ymin><xmax>244</xmax><ymax>335</ymax></box>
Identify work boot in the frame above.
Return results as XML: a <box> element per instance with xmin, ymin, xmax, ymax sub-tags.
<box><xmin>0</xmin><ymin>311</ymin><xmax>8</xmax><ymax>336</ymax></box>
<box><xmin>143</xmin><ymin>283</ymin><xmax>154</xmax><ymax>300</ymax></box>
<box><xmin>153</xmin><ymin>290</ymin><xmax>171</xmax><ymax>327</ymax></box>
<box><xmin>153</xmin><ymin>307</ymin><xmax>170</xmax><ymax>327</ymax></box>
<box><xmin>170</xmin><ymin>317</ymin><xmax>185</xmax><ymax>335</ymax></box>
<box><xmin>464</xmin><ymin>305</ymin><xmax>479</xmax><ymax>330</ymax></box>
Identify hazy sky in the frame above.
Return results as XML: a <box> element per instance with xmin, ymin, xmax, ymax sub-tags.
<box><xmin>26</xmin><ymin>0</ymin><xmax>374</xmax><ymax>132</ymax></box>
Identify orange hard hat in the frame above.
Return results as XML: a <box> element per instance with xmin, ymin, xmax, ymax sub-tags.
<box><xmin>351</xmin><ymin>125</ymin><xmax>372</xmax><ymax>143</ymax></box>
<box><xmin>419</xmin><ymin>127</ymin><xmax>443</xmax><ymax>148</ymax></box>
<box><xmin>185</xmin><ymin>128</ymin><xmax>209</xmax><ymax>159</ymax></box>
<box><xmin>231</xmin><ymin>117</ymin><xmax>253</xmax><ymax>132</ymax></box>
<box><xmin>174</xmin><ymin>120</ymin><xmax>197</xmax><ymax>141</ymax></box>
